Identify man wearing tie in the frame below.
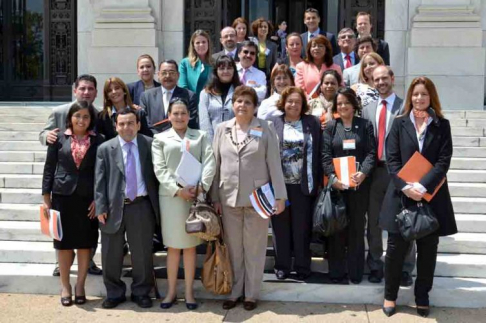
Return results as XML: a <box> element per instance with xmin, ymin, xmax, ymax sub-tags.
<box><xmin>140</xmin><ymin>60</ymin><xmax>197</xmax><ymax>132</ymax></box>
<box><xmin>333</xmin><ymin>28</ymin><xmax>359</xmax><ymax>71</ymax></box>
<box><xmin>212</xmin><ymin>27</ymin><xmax>240</xmax><ymax>62</ymax></box>
<box><xmin>300</xmin><ymin>8</ymin><xmax>339</xmax><ymax>58</ymax></box>
<box><xmin>362</xmin><ymin>66</ymin><xmax>415</xmax><ymax>286</ymax></box>
<box><xmin>95</xmin><ymin>108</ymin><xmax>160</xmax><ymax>308</ymax></box>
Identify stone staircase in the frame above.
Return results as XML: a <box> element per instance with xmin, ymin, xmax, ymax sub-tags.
<box><xmin>1</xmin><ymin>107</ymin><xmax>486</xmax><ymax>308</ymax></box>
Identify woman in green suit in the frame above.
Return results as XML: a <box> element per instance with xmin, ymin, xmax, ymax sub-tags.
<box><xmin>152</xmin><ymin>98</ymin><xmax>216</xmax><ymax>310</ymax></box>
<box><xmin>178</xmin><ymin>30</ymin><xmax>214</xmax><ymax>104</ymax></box>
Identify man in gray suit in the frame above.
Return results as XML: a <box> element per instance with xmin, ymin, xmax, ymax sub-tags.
<box><xmin>140</xmin><ymin>60</ymin><xmax>197</xmax><ymax>132</ymax></box>
<box><xmin>38</xmin><ymin>74</ymin><xmax>102</xmax><ymax>277</ymax></box>
<box><xmin>342</xmin><ymin>36</ymin><xmax>376</xmax><ymax>87</ymax></box>
<box><xmin>95</xmin><ymin>107</ymin><xmax>160</xmax><ymax>309</ymax></box>
<box><xmin>212</xmin><ymin>27</ymin><xmax>240</xmax><ymax>62</ymax></box>
<box><xmin>362</xmin><ymin>66</ymin><xmax>415</xmax><ymax>286</ymax></box>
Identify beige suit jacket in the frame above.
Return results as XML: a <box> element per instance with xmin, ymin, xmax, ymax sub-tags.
<box><xmin>211</xmin><ymin>117</ymin><xmax>287</xmax><ymax>208</ymax></box>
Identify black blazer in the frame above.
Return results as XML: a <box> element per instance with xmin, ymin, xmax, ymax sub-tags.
<box><xmin>252</xmin><ymin>40</ymin><xmax>278</xmax><ymax>78</ymax></box>
<box><xmin>127</xmin><ymin>79</ymin><xmax>161</xmax><ymax>106</ymax></box>
<box><xmin>321</xmin><ymin>117</ymin><xmax>376</xmax><ymax>179</ymax></box>
<box><xmin>270</xmin><ymin>114</ymin><xmax>322</xmax><ymax>196</ymax></box>
<box><xmin>95</xmin><ymin>109</ymin><xmax>153</xmax><ymax>140</ymax></box>
<box><xmin>379</xmin><ymin>114</ymin><xmax>457</xmax><ymax>236</ymax></box>
<box><xmin>301</xmin><ymin>30</ymin><xmax>339</xmax><ymax>58</ymax></box>
<box><xmin>376</xmin><ymin>38</ymin><xmax>390</xmax><ymax>66</ymax></box>
<box><xmin>42</xmin><ymin>131</ymin><xmax>105</xmax><ymax>199</ymax></box>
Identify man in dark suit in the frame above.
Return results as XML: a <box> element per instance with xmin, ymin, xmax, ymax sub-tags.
<box><xmin>301</xmin><ymin>8</ymin><xmax>339</xmax><ymax>58</ymax></box>
<box><xmin>362</xmin><ymin>66</ymin><xmax>415</xmax><ymax>286</ymax></box>
<box><xmin>333</xmin><ymin>27</ymin><xmax>359</xmax><ymax>71</ymax></box>
<box><xmin>356</xmin><ymin>12</ymin><xmax>390</xmax><ymax>65</ymax></box>
<box><xmin>212</xmin><ymin>27</ymin><xmax>240</xmax><ymax>62</ymax></box>
<box><xmin>140</xmin><ymin>59</ymin><xmax>197</xmax><ymax>132</ymax></box>
<box><xmin>95</xmin><ymin>107</ymin><xmax>160</xmax><ymax>309</ymax></box>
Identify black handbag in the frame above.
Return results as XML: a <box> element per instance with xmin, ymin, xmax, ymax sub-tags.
<box><xmin>395</xmin><ymin>196</ymin><xmax>439</xmax><ymax>242</ymax></box>
<box><xmin>312</xmin><ymin>178</ymin><xmax>348</xmax><ymax>237</ymax></box>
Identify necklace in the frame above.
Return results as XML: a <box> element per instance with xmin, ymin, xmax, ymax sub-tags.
<box><xmin>229</xmin><ymin>128</ymin><xmax>251</xmax><ymax>147</ymax></box>
<box><xmin>343</xmin><ymin>126</ymin><xmax>352</xmax><ymax>132</ymax></box>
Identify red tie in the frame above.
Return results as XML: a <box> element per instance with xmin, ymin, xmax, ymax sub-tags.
<box><xmin>345</xmin><ymin>55</ymin><xmax>352</xmax><ymax>69</ymax></box>
<box><xmin>377</xmin><ymin>100</ymin><xmax>387</xmax><ymax>160</ymax></box>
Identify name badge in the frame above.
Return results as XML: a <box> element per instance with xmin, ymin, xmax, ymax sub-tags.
<box><xmin>247</xmin><ymin>80</ymin><xmax>257</xmax><ymax>86</ymax></box>
<box><xmin>343</xmin><ymin>139</ymin><xmax>356</xmax><ymax>150</ymax></box>
<box><xmin>250</xmin><ymin>127</ymin><xmax>263</xmax><ymax>138</ymax></box>
<box><xmin>265</xmin><ymin>48</ymin><xmax>270</xmax><ymax>56</ymax></box>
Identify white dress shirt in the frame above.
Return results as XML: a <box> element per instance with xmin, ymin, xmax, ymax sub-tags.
<box><xmin>257</xmin><ymin>93</ymin><xmax>283</xmax><ymax>120</ymax></box>
<box><xmin>118</xmin><ymin>135</ymin><xmax>148</xmax><ymax>197</ymax></box>
<box><xmin>375</xmin><ymin>93</ymin><xmax>396</xmax><ymax>138</ymax></box>
<box><xmin>341</xmin><ymin>51</ymin><xmax>356</xmax><ymax>66</ymax></box>
<box><xmin>308</xmin><ymin>28</ymin><xmax>321</xmax><ymax>41</ymax></box>
<box><xmin>161</xmin><ymin>86</ymin><xmax>174</xmax><ymax>117</ymax></box>
<box><xmin>236</xmin><ymin>63</ymin><xmax>267</xmax><ymax>103</ymax></box>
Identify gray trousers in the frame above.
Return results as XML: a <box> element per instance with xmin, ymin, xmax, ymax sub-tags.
<box><xmin>101</xmin><ymin>199</ymin><xmax>155</xmax><ymax>299</ymax></box>
<box><xmin>367</xmin><ymin>164</ymin><xmax>416</xmax><ymax>275</ymax></box>
<box><xmin>222</xmin><ymin>205</ymin><xmax>269</xmax><ymax>300</ymax></box>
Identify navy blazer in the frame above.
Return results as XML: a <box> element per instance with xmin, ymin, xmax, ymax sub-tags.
<box><xmin>301</xmin><ymin>30</ymin><xmax>339</xmax><ymax>57</ymax></box>
<box><xmin>127</xmin><ymin>80</ymin><xmax>161</xmax><ymax>106</ymax></box>
<box><xmin>270</xmin><ymin>114</ymin><xmax>322</xmax><ymax>196</ymax></box>
<box><xmin>376</xmin><ymin>39</ymin><xmax>390</xmax><ymax>66</ymax></box>
<box><xmin>42</xmin><ymin>131</ymin><xmax>105</xmax><ymax>199</ymax></box>
<box><xmin>333</xmin><ymin>53</ymin><xmax>360</xmax><ymax>72</ymax></box>
<box><xmin>379</xmin><ymin>114</ymin><xmax>457</xmax><ymax>237</ymax></box>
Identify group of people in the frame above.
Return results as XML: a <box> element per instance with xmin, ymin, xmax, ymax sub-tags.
<box><xmin>39</xmin><ymin>8</ymin><xmax>457</xmax><ymax>318</ymax></box>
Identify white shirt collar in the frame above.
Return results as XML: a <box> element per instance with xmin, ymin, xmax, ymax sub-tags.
<box><xmin>225</xmin><ymin>48</ymin><xmax>237</xmax><ymax>56</ymax></box>
<box><xmin>237</xmin><ymin>63</ymin><xmax>253</xmax><ymax>72</ymax></box>
<box><xmin>118</xmin><ymin>135</ymin><xmax>138</xmax><ymax>148</ymax></box>
<box><xmin>379</xmin><ymin>93</ymin><xmax>396</xmax><ymax>108</ymax></box>
<box><xmin>309</xmin><ymin>28</ymin><xmax>320</xmax><ymax>37</ymax></box>
<box><xmin>161</xmin><ymin>85</ymin><xmax>175</xmax><ymax>94</ymax></box>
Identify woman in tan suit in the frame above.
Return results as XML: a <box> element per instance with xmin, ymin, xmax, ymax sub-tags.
<box><xmin>211</xmin><ymin>85</ymin><xmax>287</xmax><ymax>311</ymax></box>
<box><xmin>152</xmin><ymin>98</ymin><xmax>216</xmax><ymax>310</ymax></box>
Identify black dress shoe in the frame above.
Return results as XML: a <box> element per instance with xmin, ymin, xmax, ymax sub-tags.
<box><xmin>296</xmin><ymin>272</ymin><xmax>311</xmax><ymax>281</ymax></box>
<box><xmin>160</xmin><ymin>296</ymin><xmax>177</xmax><ymax>309</ymax></box>
<box><xmin>382</xmin><ymin>306</ymin><xmax>396</xmax><ymax>317</ymax></box>
<box><xmin>52</xmin><ymin>266</ymin><xmax>60</xmax><ymax>277</ymax></box>
<box><xmin>417</xmin><ymin>307</ymin><xmax>430</xmax><ymax>317</ymax></box>
<box><xmin>61</xmin><ymin>296</ymin><xmax>73</xmax><ymax>307</ymax></box>
<box><xmin>186</xmin><ymin>301</ymin><xmax>198</xmax><ymax>310</ymax></box>
<box><xmin>131</xmin><ymin>294</ymin><xmax>152</xmax><ymax>308</ymax></box>
<box><xmin>102</xmin><ymin>296</ymin><xmax>126</xmax><ymax>309</ymax></box>
<box><xmin>88</xmin><ymin>264</ymin><xmax>102</xmax><ymax>276</ymax></box>
<box><xmin>243</xmin><ymin>300</ymin><xmax>257</xmax><ymax>311</ymax></box>
<box><xmin>400</xmin><ymin>272</ymin><xmax>413</xmax><ymax>287</ymax></box>
<box><xmin>368</xmin><ymin>270</ymin><xmax>383</xmax><ymax>284</ymax></box>
<box><xmin>275</xmin><ymin>270</ymin><xmax>288</xmax><ymax>280</ymax></box>
<box><xmin>350</xmin><ymin>279</ymin><xmax>362</xmax><ymax>285</ymax></box>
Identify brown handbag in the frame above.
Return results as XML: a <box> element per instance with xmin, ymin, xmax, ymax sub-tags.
<box><xmin>185</xmin><ymin>184</ymin><xmax>221</xmax><ymax>241</ymax></box>
<box><xmin>201</xmin><ymin>216</ymin><xmax>233</xmax><ymax>295</ymax></box>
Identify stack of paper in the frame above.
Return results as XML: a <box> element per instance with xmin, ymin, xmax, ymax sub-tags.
<box><xmin>250</xmin><ymin>183</ymin><xmax>275</xmax><ymax>219</ymax></box>
<box><xmin>175</xmin><ymin>150</ymin><xmax>202</xmax><ymax>187</ymax></box>
<box><xmin>40</xmin><ymin>206</ymin><xmax>63</xmax><ymax>241</ymax></box>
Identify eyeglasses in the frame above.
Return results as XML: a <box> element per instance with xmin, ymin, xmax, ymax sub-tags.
<box><xmin>242</xmin><ymin>50</ymin><xmax>256</xmax><ymax>56</ymax></box>
<box><xmin>160</xmin><ymin>71</ymin><xmax>177</xmax><ymax>77</ymax></box>
<box><xmin>339</xmin><ymin>34</ymin><xmax>355</xmax><ymax>40</ymax></box>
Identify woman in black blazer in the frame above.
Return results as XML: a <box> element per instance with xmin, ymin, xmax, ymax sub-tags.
<box><xmin>42</xmin><ymin>101</ymin><xmax>104</xmax><ymax>306</ymax></box>
<box><xmin>321</xmin><ymin>87</ymin><xmax>376</xmax><ymax>284</ymax></box>
<box><xmin>380</xmin><ymin>77</ymin><xmax>457</xmax><ymax>318</ymax></box>
<box><xmin>269</xmin><ymin>86</ymin><xmax>321</xmax><ymax>280</ymax></box>
<box><xmin>127</xmin><ymin>54</ymin><xmax>161</xmax><ymax>107</ymax></box>
<box><xmin>250</xmin><ymin>17</ymin><xmax>278</xmax><ymax>79</ymax></box>
<box><xmin>96</xmin><ymin>77</ymin><xmax>152</xmax><ymax>140</ymax></box>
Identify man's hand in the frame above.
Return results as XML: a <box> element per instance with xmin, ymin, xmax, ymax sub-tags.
<box><xmin>46</xmin><ymin>128</ymin><xmax>60</xmax><ymax>144</ymax></box>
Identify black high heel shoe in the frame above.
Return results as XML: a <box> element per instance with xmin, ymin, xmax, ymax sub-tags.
<box><xmin>382</xmin><ymin>306</ymin><xmax>396</xmax><ymax>317</ymax></box>
<box><xmin>61</xmin><ymin>296</ymin><xmax>73</xmax><ymax>307</ymax></box>
<box><xmin>417</xmin><ymin>307</ymin><xmax>430</xmax><ymax>317</ymax></box>
<box><xmin>160</xmin><ymin>296</ymin><xmax>177</xmax><ymax>309</ymax></box>
<box><xmin>185</xmin><ymin>300</ymin><xmax>198</xmax><ymax>310</ymax></box>
<box><xmin>74</xmin><ymin>285</ymin><xmax>86</xmax><ymax>305</ymax></box>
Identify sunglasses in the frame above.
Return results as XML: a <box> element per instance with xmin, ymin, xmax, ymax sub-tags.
<box><xmin>339</xmin><ymin>34</ymin><xmax>355</xmax><ymax>40</ymax></box>
<box><xmin>242</xmin><ymin>50</ymin><xmax>256</xmax><ymax>56</ymax></box>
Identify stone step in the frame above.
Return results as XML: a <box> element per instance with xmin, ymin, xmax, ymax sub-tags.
<box><xmin>448</xmin><ymin>170</ymin><xmax>486</xmax><ymax>183</ymax></box>
<box><xmin>1</xmin><ymin>263</ymin><xmax>486</xmax><ymax>308</ymax></box>
<box><xmin>444</xmin><ymin>111</ymin><xmax>466</xmax><ymax>119</ymax></box>
<box><xmin>0</xmin><ymin>175</ymin><xmax>42</xmax><ymax>189</ymax></box>
<box><xmin>451</xmin><ymin>127</ymin><xmax>484</xmax><ymax>137</ymax></box>
<box><xmin>467</xmin><ymin>119</ymin><xmax>486</xmax><ymax>128</ymax></box>
<box><xmin>466</xmin><ymin>111</ymin><xmax>486</xmax><ymax>119</ymax></box>
<box><xmin>0</xmin><ymin>188</ymin><xmax>42</xmax><ymax>203</ymax></box>
<box><xmin>451</xmin><ymin>197</ymin><xmax>486</xmax><ymax>214</ymax></box>
<box><xmin>0</xmin><ymin>116</ymin><xmax>51</xmax><ymax>123</ymax></box>
<box><xmin>0</xmin><ymin>162</ymin><xmax>44</xmax><ymax>175</ymax></box>
<box><xmin>0</xmin><ymin>151</ymin><xmax>46</xmax><ymax>163</ymax></box>
<box><xmin>0</xmin><ymin>204</ymin><xmax>38</xmax><ymax>221</ymax></box>
<box><xmin>0</xmin><ymin>107</ymin><xmax>53</xmax><ymax>114</ymax></box>
<box><xmin>0</xmin><ymin>123</ymin><xmax>45</xmax><ymax>132</ymax></box>
<box><xmin>0</xmin><ymin>141</ymin><xmax>45</xmax><ymax>151</ymax></box>
<box><xmin>448</xmin><ymin>183</ymin><xmax>486</xmax><ymax>197</ymax></box>
<box><xmin>452</xmin><ymin>137</ymin><xmax>484</xmax><ymax>147</ymax></box>
<box><xmin>450</xmin><ymin>157</ymin><xmax>486</xmax><ymax>170</ymax></box>
<box><xmin>449</xmin><ymin>119</ymin><xmax>468</xmax><ymax>127</ymax></box>
<box><xmin>456</xmin><ymin>214</ymin><xmax>486</xmax><ymax>233</ymax></box>
<box><xmin>453</xmin><ymin>147</ymin><xmax>486</xmax><ymax>158</ymax></box>
<box><xmin>0</xmin><ymin>132</ymin><xmax>39</xmax><ymax>141</ymax></box>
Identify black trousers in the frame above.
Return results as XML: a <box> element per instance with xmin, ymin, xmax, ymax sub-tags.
<box><xmin>385</xmin><ymin>232</ymin><xmax>439</xmax><ymax>306</ymax></box>
<box><xmin>328</xmin><ymin>180</ymin><xmax>370</xmax><ymax>282</ymax></box>
<box><xmin>102</xmin><ymin>198</ymin><xmax>155</xmax><ymax>299</ymax></box>
<box><xmin>271</xmin><ymin>184</ymin><xmax>314</xmax><ymax>275</ymax></box>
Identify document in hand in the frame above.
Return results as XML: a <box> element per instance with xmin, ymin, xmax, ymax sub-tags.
<box><xmin>397</xmin><ymin>151</ymin><xmax>445</xmax><ymax>202</ymax></box>
<box><xmin>175</xmin><ymin>150</ymin><xmax>202</xmax><ymax>187</ymax></box>
<box><xmin>333</xmin><ymin>156</ymin><xmax>357</xmax><ymax>188</ymax></box>
<box><xmin>250</xmin><ymin>183</ymin><xmax>275</xmax><ymax>219</ymax></box>
<box><xmin>39</xmin><ymin>206</ymin><xmax>63</xmax><ymax>241</ymax></box>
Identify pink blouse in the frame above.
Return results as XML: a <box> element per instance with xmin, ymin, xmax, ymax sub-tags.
<box><xmin>295</xmin><ymin>61</ymin><xmax>343</xmax><ymax>98</ymax></box>
<box><xmin>65</xmin><ymin>129</ymin><xmax>95</xmax><ymax>168</ymax></box>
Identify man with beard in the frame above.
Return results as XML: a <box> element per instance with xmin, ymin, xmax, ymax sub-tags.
<box><xmin>236</xmin><ymin>41</ymin><xmax>267</xmax><ymax>103</ymax></box>
<box><xmin>213</xmin><ymin>27</ymin><xmax>240</xmax><ymax>62</ymax></box>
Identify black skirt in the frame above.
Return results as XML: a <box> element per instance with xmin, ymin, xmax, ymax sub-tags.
<box><xmin>51</xmin><ymin>192</ymin><xmax>98</xmax><ymax>250</ymax></box>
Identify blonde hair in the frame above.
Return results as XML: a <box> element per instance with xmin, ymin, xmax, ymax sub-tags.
<box><xmin>187</xmin><ymin>30</ymin><xmax>214</xmax><ymax>67</ymax></box>
<box><xmin>358</xmin><ymin>52</ymin><xmax>384</xmax><ymax>83</ymax></box>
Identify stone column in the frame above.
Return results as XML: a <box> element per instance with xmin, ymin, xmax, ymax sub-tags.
<box><xmin>407</xmin><ymin>0</ymin><xmax>485</xmax><ymax>110</ymax></box>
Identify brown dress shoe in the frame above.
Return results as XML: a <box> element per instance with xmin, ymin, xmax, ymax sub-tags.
<box><xmin>243</xmin><ymin>300</ymin><xmax>257</xmax><ymax>311</ymax></box>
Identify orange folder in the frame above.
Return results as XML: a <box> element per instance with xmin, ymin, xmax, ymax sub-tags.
<box><xmin>397</xmin><ymin>151</ymin><xmax>445</xmax><ymax>202</ymax></box>
<box><xmin>40</xmin><ymin>205</ymin><xmax>63</xmax><ymax>241</ymax></box>
<box><xmin>333</xmin><ymin>156</ymin><xmax>357</xmax><ymax>188</ymax></box>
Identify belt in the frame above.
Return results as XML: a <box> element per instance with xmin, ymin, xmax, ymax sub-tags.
<box><xmin>124</xmin><ymin>195</ymin><xmax>148</xmax><ymax>205</ymax></box>
<box><xmin>377</xmin><ymin>160</ymin><xmax>387</xmax><ymax>168</ymax></box>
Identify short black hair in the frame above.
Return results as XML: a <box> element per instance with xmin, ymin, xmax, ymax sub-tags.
<box><xmin>238</xmin><ymin>40</ymin><xmax>258</xmax><ymax>54</ymax></box>
<box><xmin>74</xmin><ymin>74</ymin><xmax>97</xmax><ymax>89</ymax></box>
<box><xmin>115</xmin><ymin>107</ymin><xmax>140</xmax><ymax>123</ymax></box>
<box><xmin>65</xmin><ymin>101</ymin><xmax>97</xmax><ymax>131</ymax></box>
<box><xmin>304</xmin><ymin>8</ymin><xmax>320</xmax><ymax>17</ymax></box>
<box><xmin>159</xmin><ymin>59</ymin><xmax>179</xmax><ymax>71</ymax></box>
<box><xmin>168</xmin><ymin>97</ymin><xmax>189</xmax><ymax>114</ymax></box>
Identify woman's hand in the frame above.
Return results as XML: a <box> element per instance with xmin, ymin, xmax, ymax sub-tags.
<box><xmin>87</xmin><ymin>201</ymin><xmax>96</xmax><ymax>219</ymax></box>
<box><xmin>214</xmin><ymin>202</ymin><xmax>222</xmax><ymax>215</ymax></box>
<box><xmin>132</xmin><ymin>104</ymin><xmax>141</xmax><ymax>110</ymax></box>
<box><xmin>42</xmin><ymin>194</ymin><xmax>51</xmax><ymax>219</ymax></box>
<box><xmin>403</xmin><ymin>187</ymin><xmax>424</xmax><ymax>202</ymax></box>
<box><xmin>97</xmin><ymin>213</ymin><xmax>107</xmax><ymax>224</ymax></box>
<box><xmin>273</xmin><ymin>199</ymin><xmax>286</xmax><ymax>215</ymax></box>
<box><xmin>351</xmin><ymin>172</ymin><xmax>366</xmax><ymax>186</ymax></box>
<box><xmin>177</xmin><ymin>186</ymin><xmax>196</xmax><ymax>201</ymax></box>
<box><xmin>331</xmin><ymin>180</ymin><xmax>346</xmax><ymax>191</ymax></box>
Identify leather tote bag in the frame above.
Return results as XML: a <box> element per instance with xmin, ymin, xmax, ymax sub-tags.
<box><xmin>395</xmin><ymin>197</ymin><xmax>439</xmax><ymax>242</ymax></box>
<box><xmin>312</xmin><ymin>179</ymin><xmax>348</xmax><ymax>237</ymax></box>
